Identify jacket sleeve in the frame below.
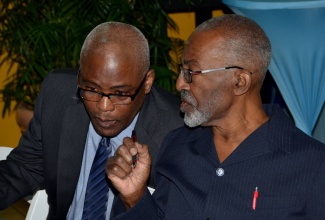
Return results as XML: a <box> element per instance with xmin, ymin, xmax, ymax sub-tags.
<box><xmin>0</xmin><ymin>74</ymin><xmax>49</xmax><ymax>209</ymax></box>
<box><xmin>110</xmin><ymin>189</ymin><xmax>159</xmax><ymax>220</ymax></box>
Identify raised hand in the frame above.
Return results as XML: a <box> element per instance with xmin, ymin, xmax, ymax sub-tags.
<box><xmin>106</xmin><ymin>137</ymin><xmax>151</xmax><ymax>209</ymax></box>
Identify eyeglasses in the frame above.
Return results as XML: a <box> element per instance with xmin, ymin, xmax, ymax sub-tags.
<box><xmin>178</xmin><ymin>64</ymin><xmax>252</xmax><ymax>83</ymax></box>
<box><xmin>78</xmin><ymin>75</ymin><xmax>146</xmax><ymax>105</ymax></box>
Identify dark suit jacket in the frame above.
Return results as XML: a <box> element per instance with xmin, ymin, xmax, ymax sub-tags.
<box><xmin>111</xmin><ymin>105</ymin><xmax>325</xmax><ymax>220</ymax></box>
<box><xmin>0</xmin><ymin>69</ymin><xmax>183</xmax><ymax>219</ymax></box>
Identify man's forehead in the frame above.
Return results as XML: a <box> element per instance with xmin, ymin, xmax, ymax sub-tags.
<box><xmin>183</xmin><ymin>35</ymin><xmax>225</xmax><ymax>63</ymax></box>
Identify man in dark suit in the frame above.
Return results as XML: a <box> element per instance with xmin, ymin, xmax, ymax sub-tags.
<box><xmin>0</xmin><ymin>22</ymin><xmax>183</xmax><ymax>219</ymax></box>
<box><xmin>106</xmin><ymin>14</ymin><xmax>325</xmax><ymax>219</ymax></box>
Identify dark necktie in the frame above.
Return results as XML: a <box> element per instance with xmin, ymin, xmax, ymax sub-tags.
<box><xmin>82</xmin><ymin>137</ymin><xmax>111</xmax><ymax>220</ymax></box>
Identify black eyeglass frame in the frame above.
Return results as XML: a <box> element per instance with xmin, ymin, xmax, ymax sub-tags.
<box><xmin>77</xmin><ymin>73</ymin><xmax>147</xmax><ymax>105</ymax></box>
<box><xmin>178</xmin><ymin>64</ymin><xmax>253</xmax><ymax>83</ymax></box>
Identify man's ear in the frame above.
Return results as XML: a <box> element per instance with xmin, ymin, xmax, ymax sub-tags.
<box><xmin>233</xmin><ymin>72</ymin><xmax>251</xmax><ymax>96</ymax></box>
<box><xmin>144</xmin><ymin>69</ymin><xmax>155</xmax><ymax>94</ymax></box>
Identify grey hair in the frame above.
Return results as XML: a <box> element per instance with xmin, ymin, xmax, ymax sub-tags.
<box><xmin>195</xmin><ymin>14</ymin><xmax>271</xmax><ymax>85</ymax></box>
<box><xmin>80</xmin><ymin>21</ymin><xmax>150</xmax><ymax>74</ymax></box>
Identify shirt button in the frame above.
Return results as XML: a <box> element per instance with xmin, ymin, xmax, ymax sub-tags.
<box><xmin>216</xmin><ymin>168</ymin><xmax>224</xmax><ymax>176</ymax></box>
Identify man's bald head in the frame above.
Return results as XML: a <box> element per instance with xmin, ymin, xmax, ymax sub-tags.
<box><xmin>80</xmin><ymin>22</ymin><xmax>150</xmax><ymax>75</ymax></box>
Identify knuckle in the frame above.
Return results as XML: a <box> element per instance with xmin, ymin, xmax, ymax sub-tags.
<box><xmin>112</xmin><ymin>165</ymin><xmax>121</xmax><ymax>173</ymax></box>
<box><xmin>116</xmin><ymin>156</ymin><xmax>126</xmax><ymax>164</ymax></box>
<box><xmin>116</xmin><ymin>145</ymin><xmax>126</xmax><ymax>154</ymax></box>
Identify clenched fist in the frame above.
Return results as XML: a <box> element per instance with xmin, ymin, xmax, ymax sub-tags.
<box><xmin>105</xmin><ymin>137</ymin><xmax>151</xmax><ymax>209</ymax></box>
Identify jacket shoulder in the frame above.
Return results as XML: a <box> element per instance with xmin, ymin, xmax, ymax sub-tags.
<box><xmin>150</xmin><ymin>85</ymin><xmax>180</xmax><ymax>112</ymax></box>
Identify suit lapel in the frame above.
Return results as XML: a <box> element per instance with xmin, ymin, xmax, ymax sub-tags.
<box><xmin>135</xmin><ymin>94</ymin><xmax>161</xmax><ymax>162</ymax></box>
<box><xmin>56</xmin><ymin>101</ymin><xmax>89</xmax><ymax>215</ymax></box>
<box><xmin>135</xmin><ymin>94</ymin><xmax>166</xmax><ymax>187</ymax></box>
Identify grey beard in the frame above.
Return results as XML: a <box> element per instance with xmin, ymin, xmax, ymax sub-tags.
<box><xmin>184</xmin><ymin>108</ymin><xmax>209</xmax><ymax>127</ymax></box>
<box><xmin>181</xmin><ymin>90</ymin><xmax>209</xmax><ymax>127</ymax></box>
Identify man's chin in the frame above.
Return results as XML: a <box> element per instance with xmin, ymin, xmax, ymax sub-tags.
<box><xmin>184</xmin><ymin>117</ymin><xmax>201</xmax><ymax>128</ymax></box>
<box><xmin>93</xmin><ymin>124</ymin><xmax>122</xmax><ymax>138</ymax></box>
<box><xmin>184</xmin><ymin>111</ymin><xmax>208</xmax><ymax>128</ymax></box>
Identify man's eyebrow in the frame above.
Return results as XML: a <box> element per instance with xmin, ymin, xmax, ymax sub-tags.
<box><xmin>80</xmin><ymin>79</ymin><xmax>132</xmax><ymax>90</ymax></box>
<box><xmin>79</xmin><ymin>71</ymin><xmax>133</xmax><ymax>90</ymax></box>
<box><xmin>110</xmin><ymin>84</ymin><xmax>132</xmax><ymax>90</ymax></box>
<box><xmin>183</xmin><ymin>59</ymin><xmax>198</xmax><ymax>66</ymax></box>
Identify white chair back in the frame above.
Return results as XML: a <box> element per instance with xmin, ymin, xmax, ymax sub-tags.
<box><xmin>0</xmin><ymin>146</ymin><xmax>49</xmax><ymax>219</ymax></box>
<box><xmin>0</xmin><ymin>146</ymin><xmax>14</xmax><ymax>160</ymax></box>
<box><xmin>26</xmin><ymin>189</ymin><xmax>49</xmax><ymax>220</ymax></box>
